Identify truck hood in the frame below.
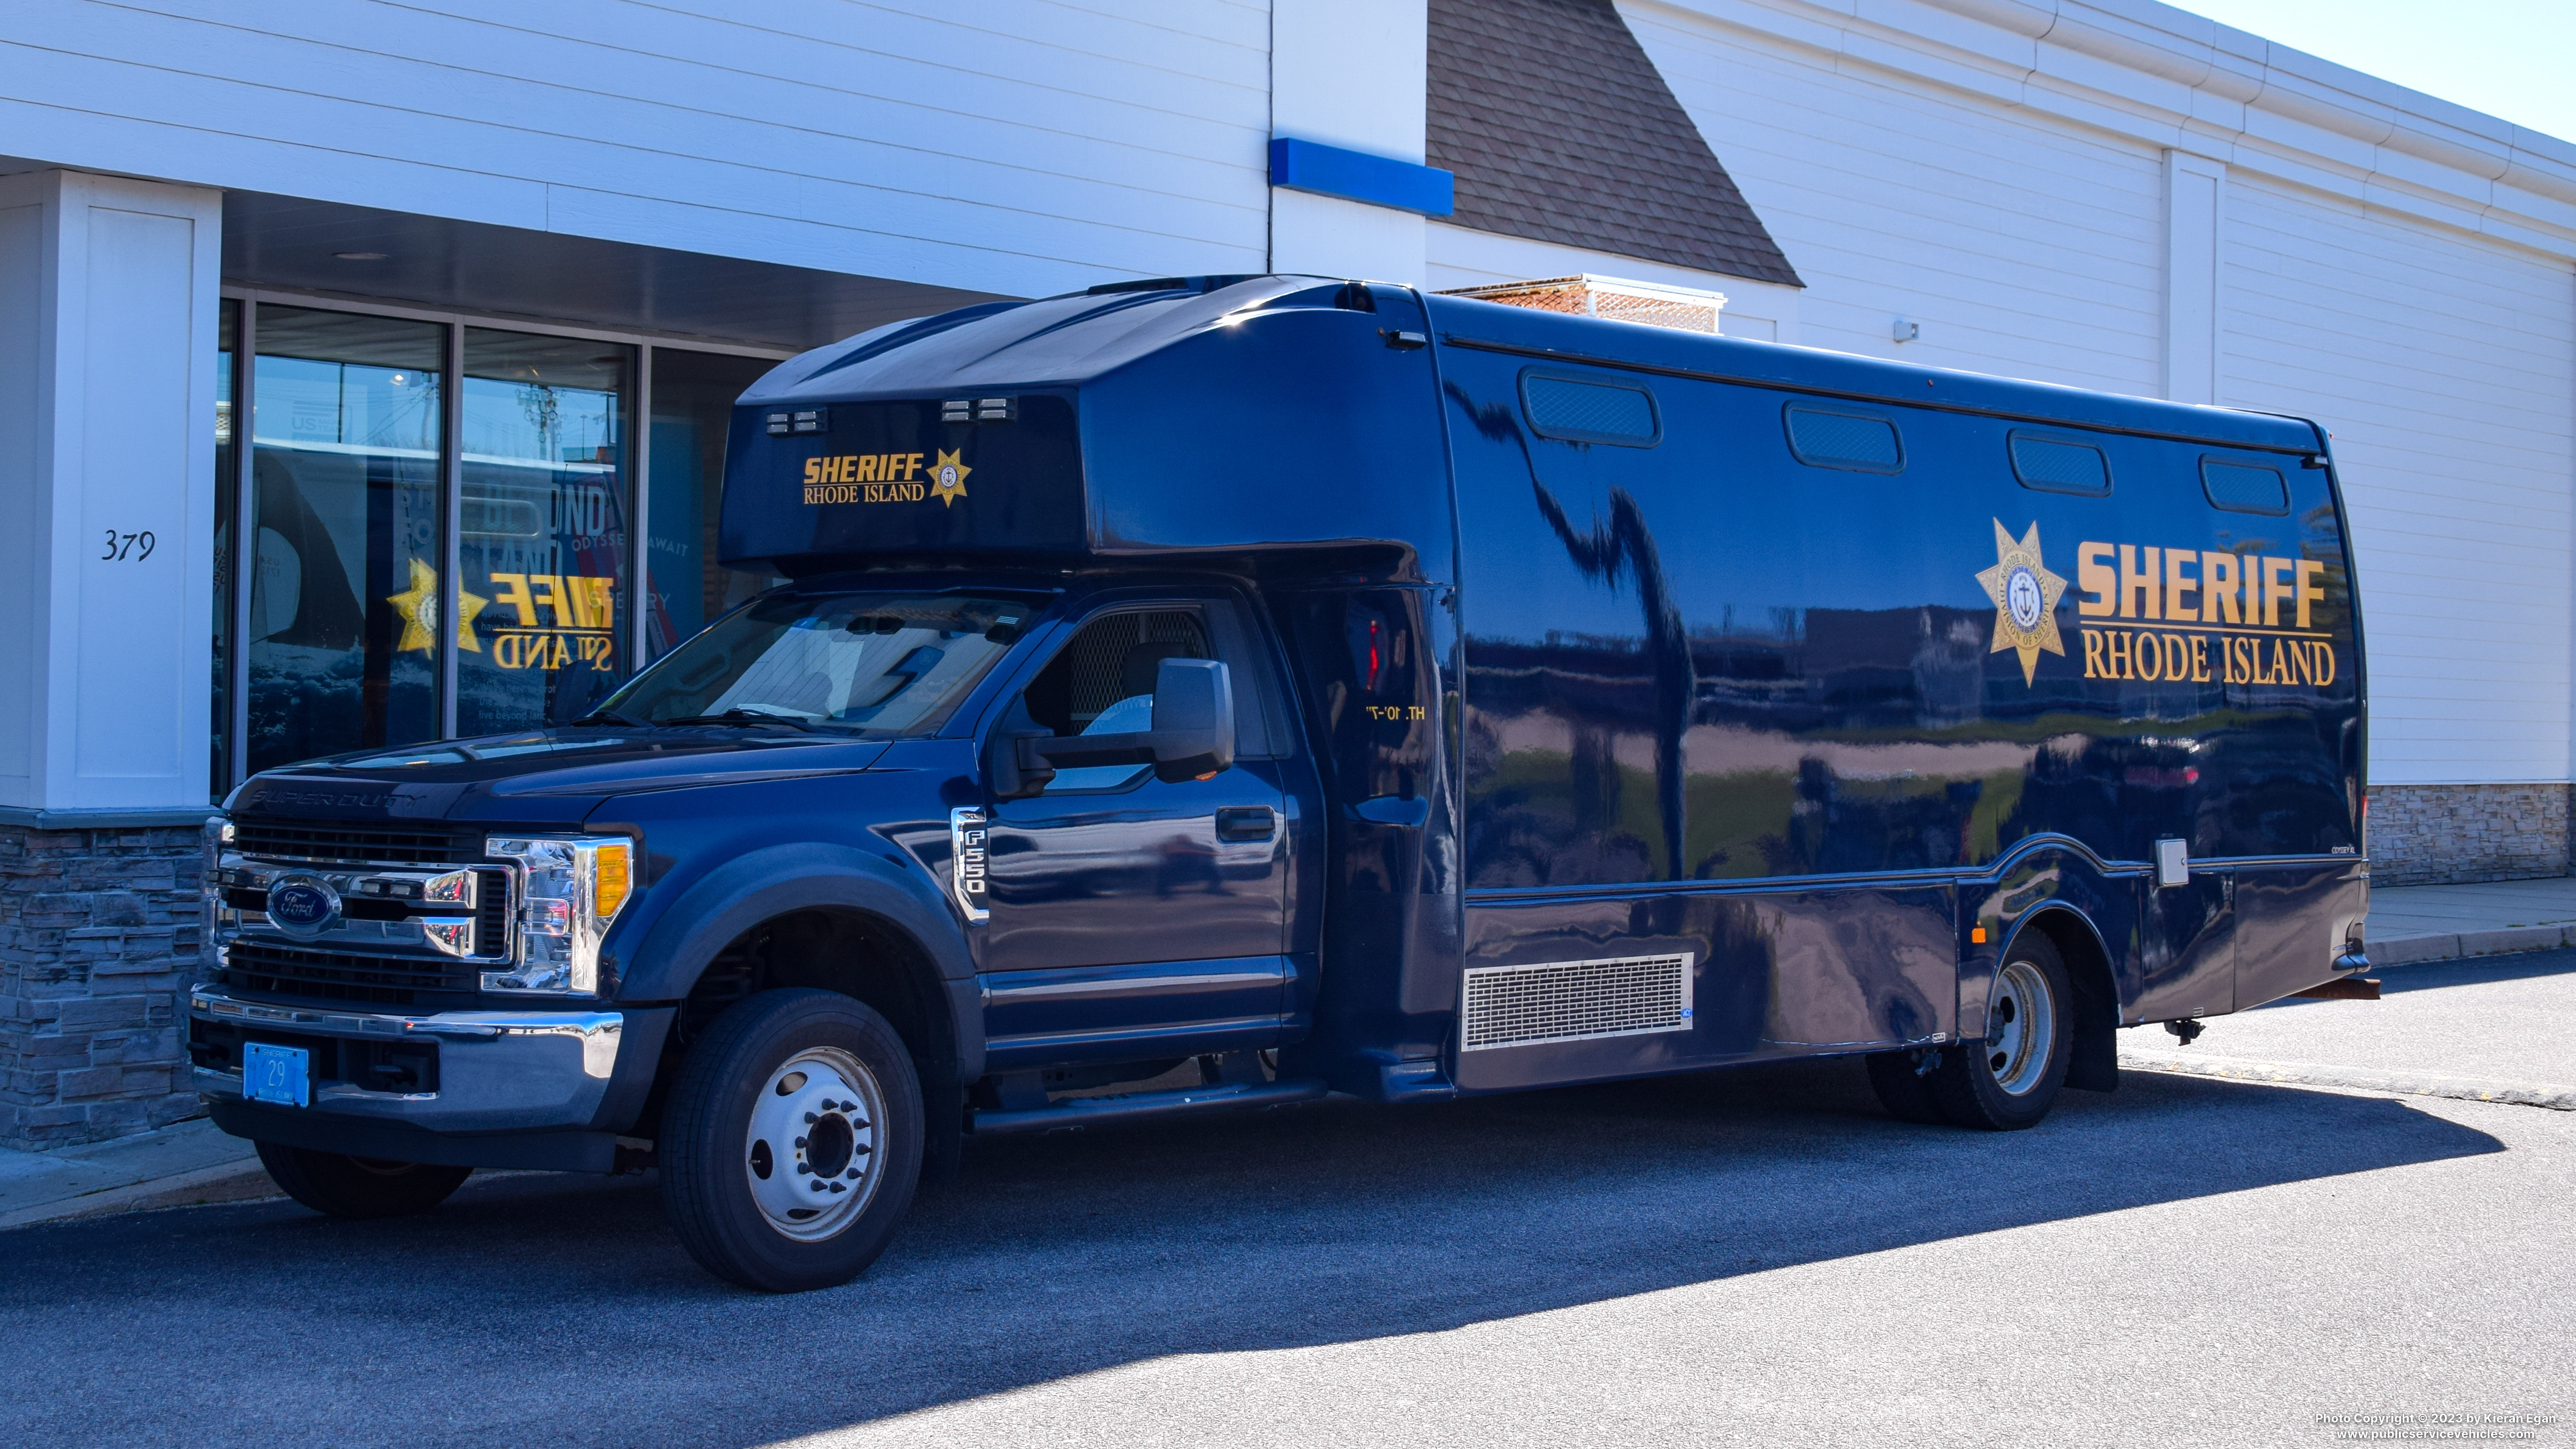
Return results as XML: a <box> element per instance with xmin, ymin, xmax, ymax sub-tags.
<box><xmin>227</xmin><ymin>730</ymin><xmax>891</xmax><ymax>824</ymax></box>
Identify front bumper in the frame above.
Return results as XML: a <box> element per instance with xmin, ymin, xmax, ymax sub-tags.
<box><xmin>190</xmin><ymin>986</ymin><xmax>625</xmax><ymax>1133</ymax></box>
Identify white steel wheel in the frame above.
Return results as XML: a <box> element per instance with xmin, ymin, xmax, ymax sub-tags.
<box><xmin>744</xmin><ymin>1046</ymin><xmax>888</xmax><ymax>1241</ymax></box>
<box><xmin>1984</xmin><ymin>957</ymin><xmax>2058</xmax><ymax>1098</ymax></box>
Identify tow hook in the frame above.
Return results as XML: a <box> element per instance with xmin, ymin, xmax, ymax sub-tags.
<box><xmin>2165</xmin><ymin>1019</ymin><xmax>2206</xmax><ymax>1046</ymax></box>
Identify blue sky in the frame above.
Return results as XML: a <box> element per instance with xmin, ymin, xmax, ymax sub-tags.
<box><xmin>2177</xmin><ymin>0</ymin><xmax>2576</xmax><ymax>145</ymax></box>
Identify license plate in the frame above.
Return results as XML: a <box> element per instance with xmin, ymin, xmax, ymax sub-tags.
<box><xmin>242</xmin><ymin>1042</ymin><xmax>311</xmax><ymax>1108</ymax></box>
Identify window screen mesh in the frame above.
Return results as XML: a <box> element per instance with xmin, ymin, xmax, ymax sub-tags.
<box><xmin>1522</xmin><ymin>375</ymin><xmax>1658</xmax><ymax>445</ymax></box>
<box><xmin>2009</xmin><ymin>434</ymin><xmax>2111</xmax><ymax>495</ymax></box>
<box><xmin>1058</xmin><ymin>610</ymin><xmax>1209</xmax><ymax>727</ymax></box>
<box><xmin>2202</xmin><ymin>460</ymin><xmax>2290</xmax><ymax>515</ymax></box>
<box><xmin>1785</xmin><ymin>406</ymin><xmax>1902</xmax><ymax>472</ymax></box>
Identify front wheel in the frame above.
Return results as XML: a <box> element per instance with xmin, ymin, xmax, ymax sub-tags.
<box><xmin>255</xmin><ymin>1143</ymin><xmax>472</xmax><ymax>1218</ymax></box>
<box><xmin>660</xmin><ymin>989</ymin><xmax>924</xmax><ymax>1293</ymax></box>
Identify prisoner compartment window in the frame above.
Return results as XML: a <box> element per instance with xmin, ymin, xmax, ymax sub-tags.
<box><xmin>2008</xmin><ymin>431</ymin><xmax>2111</xmax><ymax>496</ymax></box>
<box><xmin>1022</xmin><ymin>610</ymin><xmax>1213</xmax><ymax>791</ymax></box>
<box><xmin>1783</xmin><ymin>403</ymin><xmax>1903</xmax><ymax>473</ymax></box>
<box><xmin>2201</xmin><ymin>458</ymin><xmax>2291</xmax><ymax>515</ymax></box>
<box><xmin>1519</xmin><ymin>370</ymin><xmax>1661</xmax><ymax>446</ymax></box>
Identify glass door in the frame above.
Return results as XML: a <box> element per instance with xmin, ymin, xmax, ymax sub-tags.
<box><xmin>242</xmin><ymin>306</ymin><xmax>446</xmax><ymax>774</ymax></box>
<box><xmin>456</xmin><ymin>329</ymin><xmax>632</xmax><ymax>734</ymax></box>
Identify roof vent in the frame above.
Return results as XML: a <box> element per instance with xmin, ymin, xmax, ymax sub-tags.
<box><xmin>1440</xmin><ymin>274</ymin><xmax>1726</xmax><ymax>334</ymax></box>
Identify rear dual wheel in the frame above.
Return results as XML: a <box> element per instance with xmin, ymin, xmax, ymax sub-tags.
<box><xmin>1867</xmin><ymin>932</ymin><xmax>2074</xmax><ymax>1130</ymax></box>
<box><xmin>661</xmin><ymin>989</ymin><xmax>924</xmax><ymax>1293</ymax></box>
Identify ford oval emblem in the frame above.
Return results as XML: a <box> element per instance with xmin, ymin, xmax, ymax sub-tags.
<box><xmin>265</xmin><ymin>876</ymin><xmax>342</xmax><ymax>938</ymax></box>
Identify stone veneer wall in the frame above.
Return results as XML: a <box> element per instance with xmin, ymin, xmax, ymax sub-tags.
<box><xmin>0</xmin><ymin>824</ymin><xmax>209</xmax><ymax>1149</ymax></box>
<box><xmin>2365</xmin><ymin>784</ymin><xmax>2572</xmax><ymax>887</ymax></box>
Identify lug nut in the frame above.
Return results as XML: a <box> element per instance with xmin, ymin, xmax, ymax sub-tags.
<box><xmin>803</xmin><ymin>1111</ymin><xmax>817</xmax><ymax>1123</ymax></box>
<box><xmin>793</xmin><ymin>1137</ymin><xmax>807</xmax><ymax>1149</ymax></box>
<box><xmin>828</xmin><ymin>1182</ymin><xmax>846</xmax><ymax>1193</ymax></box>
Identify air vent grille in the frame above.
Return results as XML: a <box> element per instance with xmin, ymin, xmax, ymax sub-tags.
<box><xmin>1460</xmin><ymin>953</ymin><xmax>1694</xmax><ymax>1051</ymax></box>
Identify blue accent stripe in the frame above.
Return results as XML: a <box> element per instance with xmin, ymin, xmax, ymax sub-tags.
<box><xmin>1268</xmin><ymin>137</ymin><xmax>1455</xmax><ymax>217</ymax></box>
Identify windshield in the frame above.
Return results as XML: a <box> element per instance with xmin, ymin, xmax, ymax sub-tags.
<box><xmin>602</xmin><ymin>592</ymin><xmax>1035</xmax><ymax>737</ymax></box>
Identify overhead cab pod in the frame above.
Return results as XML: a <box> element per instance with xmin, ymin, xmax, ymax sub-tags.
<box><xmin>721</xmin><ymin>393</ymin><xmax>1088</xmax><ymax>576</ymax></box>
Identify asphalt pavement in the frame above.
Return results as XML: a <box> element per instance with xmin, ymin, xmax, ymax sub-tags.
<box><xmin>6</xmin><ymin>957</ymin><xmax>2573</xmax><ymax>1449</ymax></box>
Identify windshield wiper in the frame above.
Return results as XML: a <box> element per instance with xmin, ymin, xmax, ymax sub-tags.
<box><xmin>571</xmin><ymin>709</ymin><xmax>646</xmax><ymax>728</ymax></box>
<box><xmin>659</xmin><ymin>709</ymin><xmax>820</xmax><ymax>732</ymax></box>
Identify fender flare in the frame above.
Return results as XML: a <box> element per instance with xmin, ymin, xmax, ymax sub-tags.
<box><xmin>1998</xmin><ymin>901</ymin><xmax>2120</xmax><ymax>1093</ymax></box>
<box><xmin>615</xmin><ymin>842</ymin><xmax>981</xmax><ymax>1077</ymax></box>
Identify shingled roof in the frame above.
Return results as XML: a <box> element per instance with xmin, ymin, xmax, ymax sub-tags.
<box><xmin>1428</xmin><ymin>0</ymin><xmax>1801</xmax><ymax>287</ymax></box>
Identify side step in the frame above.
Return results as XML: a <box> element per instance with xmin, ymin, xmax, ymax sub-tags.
<box><xmin>969</xmin><ymin>1077</ymin><xmax>1329</xmax><ymax>1136</ymax></box>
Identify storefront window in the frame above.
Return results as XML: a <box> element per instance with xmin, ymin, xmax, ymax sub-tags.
<box><xmin>645</xmin><ymin>348</ymin><xmax>783</xmax><ymax>661</ymax></box>
<box><xmin>211</xmin><ymin>300</ymin><xmax>237</xmax><ymax>798</ymax></box>
<box><xmin>456</xmin><ymin>330</ymin><xmax>631</xmax><ymax>734</ymax></box>
<box><xmin>243</xmin><ymin>306</ymin><xmax>444</xmax><ymax>774</ymax></box>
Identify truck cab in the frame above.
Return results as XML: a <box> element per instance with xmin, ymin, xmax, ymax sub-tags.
<box><xmin>192</xmin><ymin>274</ymin><xmax>2370</xmax><ymax>1291</ymax></box>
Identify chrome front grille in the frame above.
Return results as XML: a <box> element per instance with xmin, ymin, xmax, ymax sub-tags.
<box><xmin>219</xmin><ymin>940</ymin><xmax>475</xmax><ymax>1008</ymax></box>
<box><xmin>1459</xmin><ymin>953</ymin><xmax>1695</xmax><ymax>1051</ymax></box>
<box><xmin>209</xmin><ymin>822</ymin><xmax>519</xmax><ymax>1006</ymax></box>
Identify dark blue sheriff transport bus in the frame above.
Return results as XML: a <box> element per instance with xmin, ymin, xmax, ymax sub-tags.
<box><xmin>194</xmin><ymin>275</ymin><xmax>2370</xmax><ymax>1291</ymax></box>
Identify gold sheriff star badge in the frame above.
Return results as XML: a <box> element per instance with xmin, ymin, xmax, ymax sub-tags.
<box><xmin>928</xmin><ymin>449</ymin><xmax>971</xmax><ymax>508</ymax></box>
<box><xmin>1974</xmin><ymin>519</ymin><xmax>2067</xmax><ymax>686</ymax></box>
<box><xmin>386</xmin><ymin>558</ymin><xmax>486</xmax><ymax>655</ymax></box>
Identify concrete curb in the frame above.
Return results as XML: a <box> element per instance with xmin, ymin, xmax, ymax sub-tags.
<box><xmin>2368</xmin><ymin>923</ymin><xmax>2576</xmax><ymax>967</ymax></box>
<box><xmin>2119</xmin><ymin>1049</ymin><xmax>2576</xmax><ymax>1112</ymax></box>
<box><xmin>0</xmin><ymin>1158</ymin><xmax>278</xmax><ymax>1230</ymax></box>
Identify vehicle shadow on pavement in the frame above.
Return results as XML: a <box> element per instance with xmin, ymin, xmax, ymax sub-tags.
<box><xmin>0</xmin><ymin>1059</ymin><xmax>2501</xmax><ymax>1449</ymax></box>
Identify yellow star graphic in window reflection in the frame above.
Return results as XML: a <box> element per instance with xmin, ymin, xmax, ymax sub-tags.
<box><xmin>1973</xmin><ymin>519</ymin><xmax>2066</xmax><ymax>686</ymax></box>
<box><xmin>386</xmin><ymin>558</ymin><xmax>486</xmax><ymax>654</ymax></box>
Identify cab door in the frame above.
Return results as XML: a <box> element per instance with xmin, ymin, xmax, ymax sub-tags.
<box><xmin>976</xmin><ymin>598</ymin><xmax>1300</xmax><ymax>1066</ymax></box>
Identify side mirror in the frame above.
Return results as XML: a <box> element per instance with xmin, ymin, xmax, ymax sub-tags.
<box><xmin>1145</xmin><ymin>658</ymin><xmax>1235</xmax><ymax>783</ymax></box>
<box><xmin>1007</xmin><ymin>658</ymin><xmax>1237</xmax><ymax>791</ymax></box>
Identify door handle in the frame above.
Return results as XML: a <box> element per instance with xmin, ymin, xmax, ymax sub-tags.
<box><xmin>1215</xmin><ymin>806</ymin><xmax>1276</xmax><ymax>841</ymax></box>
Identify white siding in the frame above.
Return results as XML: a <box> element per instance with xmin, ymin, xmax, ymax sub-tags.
<box><xmin>2222</xmin><ymin>177</ymin><xmax>2576</xmax><ymax>785</ymax></box>
<box><xmin>1624</xmin><ymin>1</ymin><xmax>2167</xmax><ymax>397</ymax></box>
<box><xmin>0</xmin><ymin>0</ymin><xmax>1273</xmax><ymax>296</ymax></box>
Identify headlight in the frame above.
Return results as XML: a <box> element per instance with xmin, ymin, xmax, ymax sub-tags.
<box><xmin>202</xmin><ymin>816</ymin><xmax>233</xmax><ymax>947</ymax></box>
<box><xmin>482</xmin><ymin>834</ymin><xmax>636</xmax><ymax>996</ymax></box>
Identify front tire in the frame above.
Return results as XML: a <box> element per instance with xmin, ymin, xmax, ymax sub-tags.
<box><xmin>661</xmin><ymin>989</ymin><xmax>924</xmax><ymax>1293</ymax></box>
<box><xmin>1925</xmin><ymin>932</ymin><xmax>2075</xmax><ymax>1130</ymax></box>
<box><xmin>255</xmin><ymin>1143</ymin><xmax>472</xmax><ymax>1219</ymax></box>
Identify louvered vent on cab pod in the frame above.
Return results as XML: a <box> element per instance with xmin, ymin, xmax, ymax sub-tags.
<box><xmin>1459</xmin><ymin>953</ymin><xmax>1695</xmax><ymax>1051</ymax></box>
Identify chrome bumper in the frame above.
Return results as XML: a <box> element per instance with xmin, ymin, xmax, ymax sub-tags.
<box><xmin>190</xmin><ymin>986</ymin><xmax>624</xmax><ymax>1133</ymax></box>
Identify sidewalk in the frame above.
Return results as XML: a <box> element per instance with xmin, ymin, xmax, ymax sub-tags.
<box><xmin>2367</xmin><ymin>874</ymin><xmax>2576</xmax><ymax>965</ymax></box>
<box><xmin>0</xmin><ymin>1117</ymin><xmax>270</xmax><ymax>1230</ymax></box>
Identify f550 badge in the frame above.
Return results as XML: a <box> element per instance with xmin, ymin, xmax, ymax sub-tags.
<box><xmin>948</xmin><ymin>807</ymin><xmax>990</xmax><ymax>923</ymax></box>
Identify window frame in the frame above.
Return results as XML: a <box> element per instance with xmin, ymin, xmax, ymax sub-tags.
<box><xmin>1517</xmin><ymin>366</ymin><xmax>1664</xmax><ymax>448</ymax></box>
<box><xmin>214</xmin><ymin>286</ymin><xmax>793</xmax><ymax>793</ymax></box>
<box><xmin>1782</xmin><ymin>400</ymin><xmax>1906</xmax><ymax>474</ymax></box>
<box><xmin>2199</xmin><ymin>453</ymin><xmax>2294</xmax><ymax>516</ymax></box>
<box><xmin>2006</xmin><ymin>427</ymin><xmax>2114</xmax><ymax>497</ymax></box>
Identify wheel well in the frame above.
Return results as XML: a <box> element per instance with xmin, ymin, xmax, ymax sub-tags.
<box><xmin>2022</xmin><ymin>907</ymin><xmax>2119</xmax><ymax>1093</ymax></box>
<box><xmin>654</xmin><ymin>907</ymin><xmax>964</xmax><ymax>1178</ymax></box>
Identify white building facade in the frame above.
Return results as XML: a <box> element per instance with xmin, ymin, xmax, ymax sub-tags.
<box><xmin>1</xmin><ymin>0</ymin><xmax>2568</xmax><ymax>1145</ymax></box>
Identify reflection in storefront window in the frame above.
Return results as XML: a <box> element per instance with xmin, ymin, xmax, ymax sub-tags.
<box><xmin>243</xmin><ymin>306</ymin><xmax>444</xmax><ymax>774</ymax></box>
<box><xmin>456</xmin><ymin>330</ymin><xmax>630</xmax><ymax>735</ymax></box>
<box><xmin>646</xmin><ymin>349</ymin><xmax>783</xmax><ymax>661</ymax></box>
